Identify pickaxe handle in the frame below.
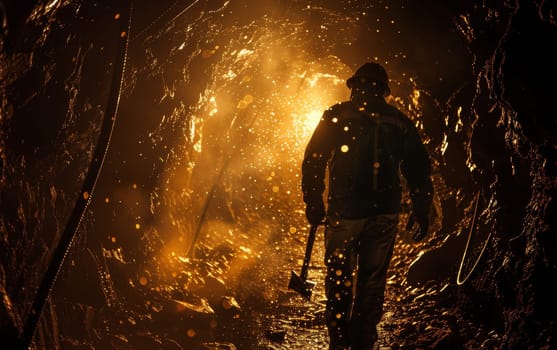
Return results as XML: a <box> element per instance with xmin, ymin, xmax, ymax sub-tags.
<box><xmin>300</xmin><ymin>225</ymin><xmax>318</xmax><ymax>281</ymax></box>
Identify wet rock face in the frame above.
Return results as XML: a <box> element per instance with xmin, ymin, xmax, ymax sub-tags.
<box><xmin>465</xmin><ymin>1</ymin><xmax>556</xmax><ymax>347</ymax></box>
<box><xmin>1</xmin><ymin>0</ymin><xmax>556</xmax><ymax>349</ymax></box>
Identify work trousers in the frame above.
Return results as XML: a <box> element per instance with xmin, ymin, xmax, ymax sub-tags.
<box><xmin>324</xmin><ymin>214</ymin><xmax>399</xmax><ymax>350</ymax></box>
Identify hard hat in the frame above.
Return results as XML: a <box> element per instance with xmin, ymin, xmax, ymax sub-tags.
<box><xmin>346</xmin><ymin>62</ymin><xmax>390</xmax><ymax>96</ymax></box>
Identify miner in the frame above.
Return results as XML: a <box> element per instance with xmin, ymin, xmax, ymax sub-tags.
<box><xmin>301</xmin><ymin>62</ymin><xmax>433</xmax><ymax>349</ymax></box>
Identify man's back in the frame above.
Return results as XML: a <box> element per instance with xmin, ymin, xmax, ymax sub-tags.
<box><xmin>302</xmin><ymin>97</ymin><xmax>431</xmax><ymax>219</ymax></box>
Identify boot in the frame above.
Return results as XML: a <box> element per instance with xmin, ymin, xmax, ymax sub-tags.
<box><xmin>350</xmin><ymin>327</ymin><xmax>377</xmax><ymax>350</ymax></box>
<box><xmin>328</xmin><ymin>325</ymin><xmax>351</xmax><ymax>350</ymax></box>
<box><xmin>349</xmin><ymin>318</ymin><xmax>378</xmax><ymax>350</ymax></box>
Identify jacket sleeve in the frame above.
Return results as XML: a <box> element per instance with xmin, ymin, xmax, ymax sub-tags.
<box><xmin>400</xmin><ymin>121</ymin><xmax>433</xmax><ymax>219</ymax></box>
<box><xmin>301</xmin><ymin>110</ymin><xmax>335</xmax><ymax>206</ymax></box>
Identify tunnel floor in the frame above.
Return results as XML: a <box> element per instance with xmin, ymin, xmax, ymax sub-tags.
<box><xmin>240</xmin><ymin>235</ymin><xmax>504</xmax><ymax>350</ymax></box>
<box><xmin>110</xmin><ymin>230</ymin><xmax>503</xmax><ymax>350</ymax></box>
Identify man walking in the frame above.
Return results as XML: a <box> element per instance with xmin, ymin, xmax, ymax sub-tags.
<box><xmin>301</xmin><ymin>62</ymin><xmax>433</xmax><ymax>349</ymax></box>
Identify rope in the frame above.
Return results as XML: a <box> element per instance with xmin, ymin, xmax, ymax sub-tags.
<box><xmin>17</xmin><ymin>2</ymin><xmax>132</xmax><ymax>348</ymax></box>
<box><xmin>456</xmin><ymin>190</ymin><xmax>492</xmax><ymax>286</ymax></box>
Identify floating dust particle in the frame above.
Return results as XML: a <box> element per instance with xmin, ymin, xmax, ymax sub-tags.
<box><xmin>237</xmin><ymin>94</ymin><xmax>254</xmax><ymax>109</ymax></box>
<box><xmin>202</xmin><ymin>46</ymin><xmax>219</xmax><ymax>58</ymax></box>
<box><xmin>243</xmin><ymin>94</ymin><xmax>254</xmax><ymax>104</ymax></box>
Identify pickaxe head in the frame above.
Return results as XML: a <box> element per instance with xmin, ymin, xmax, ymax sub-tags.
<box><xmin>288</xmin><ymin>270</ymin><xmax>316</xmax><ymax>300</ymax></box>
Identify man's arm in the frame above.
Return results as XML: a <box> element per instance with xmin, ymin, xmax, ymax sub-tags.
<box><xmin>400</xmin><ymin>122</ymin><xmax>434</xmax><ymax>240</ymax></box>
<box><xmin>301</xmin><ymin>111</ymin><xmax>334</xmax><ymax>224</ymax></box>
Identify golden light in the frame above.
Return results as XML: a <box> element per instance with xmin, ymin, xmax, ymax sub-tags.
<box><xmin>152</xmin><ymin>22</ymin><xmax>354</xmax><ymax>282</ymax></box>
<box><xmin>299</xmin><ymin>109</ymin><xmax>323</xmax><ymax>139</ymax></box>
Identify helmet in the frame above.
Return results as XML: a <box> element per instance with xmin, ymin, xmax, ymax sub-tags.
<box><xmin>346</xmin><ymin>62</ymin><xmax>390</xmax><ymax>96</ymax></box>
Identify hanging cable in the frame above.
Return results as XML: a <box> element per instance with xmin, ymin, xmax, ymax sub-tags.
<box><xmin>456</xmin><ymin>189</ymin><xmax>492</xmax><ymax>285</ymax></box>
<box><xmin>16</xmin><ymin>2</ymin><xmax>132</xmax><ymax>349</ymax></box>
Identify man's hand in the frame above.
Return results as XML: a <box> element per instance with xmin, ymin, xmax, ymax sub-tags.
<box><xmin>407</xmin><ymin>213</ymin><xmax>429</xmax><ymax>242</ymax></box>
<box><xmin>306</xmin><ymin>201</ymin><xmax>325</xmax><ymax>226</ymax></box>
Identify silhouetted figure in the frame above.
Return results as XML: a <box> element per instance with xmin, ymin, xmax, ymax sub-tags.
<box><xmin>302</xmin><ymin>62</ymin><xmax>433</xmax><ymax>349</ymax></box>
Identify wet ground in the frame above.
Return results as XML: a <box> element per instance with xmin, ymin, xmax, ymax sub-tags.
<box><xmin>237</xmin><ymin>230</ymin><xmax>504</xmax><ymax>350</ymax></box>
<box><xmin>58</xmin><ymin>215</ymin><xmax>503</xmax><ymax>350</ymax></box>
<box><xmin>90</xmin><ymin>223</ymin><xmax>502</xmax><ymax>350</ymax></box>
<box><xmin>251</xmin><ymin>237</ymin><xmax>502</xmax><ymax>350</ymax></box>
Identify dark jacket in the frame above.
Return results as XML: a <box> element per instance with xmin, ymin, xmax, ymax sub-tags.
<box><xmin>302</xmin><ymin>97</ymin><xmax>433</xmax><ymax>219</ymax></box>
